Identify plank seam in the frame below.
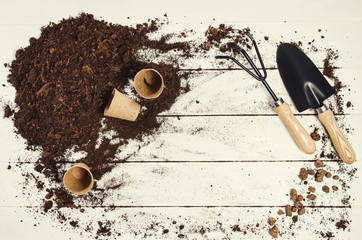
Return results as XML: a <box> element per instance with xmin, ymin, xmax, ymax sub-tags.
<box><xmin>3</xmin><ymin>160</ymin><xmax>342</xmax><ymax>164</ymax></box>
<box><xmin>0</xmin><ymin>205</ymin><xmax>351</xmax><ymax>208</ymax></box>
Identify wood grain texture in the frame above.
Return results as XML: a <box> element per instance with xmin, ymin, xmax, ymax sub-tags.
<box><xmin>0</xmin><ymin>0</ymin><xmax>361</xmax><ymax>239</ymax></box>
<box><xmin>1</xmin><ymin>114</ymin><xmax>360</xmax><ymax>164</ymax></box>
<box><xmin>0</xmin><ymin>206</ymin><xmax>359</xmax><ymax>240</ymax></box>
<box><xmin>318</xmin><ymin>109</ymin><xmax>356</xmax><ymax>164</ymax></box>
<box><xmin>0</xmin><ymin>161</ymin><xmax>358</xmax><ymax>207</ymax></box>
<box><xmin>275</xmin><ymin>101</ymin><xmax>316</xmax><ymax>154</ymax></box>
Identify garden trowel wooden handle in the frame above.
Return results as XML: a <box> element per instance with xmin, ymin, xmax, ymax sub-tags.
<box><xmin>318</xmin><ymin>108</ymin><xmax>356</xmax><ymax>164</ymax></box>
<box><xmin>275</xmin><ymin>101</ymin><xmax>316</xmax><ymax>154</ymax></box>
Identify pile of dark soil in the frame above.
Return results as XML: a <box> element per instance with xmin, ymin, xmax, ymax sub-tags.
<box><xmin>3</xmin><ymin>16</ymin><xmax>356</xmax><ymax>239</ymax></box>
<box><xmin>5</xmin><ymin>14</ymin><xmax>261</xmax><ymax>238</ymax></box>
<box><xmin>8</xmin><ymin>13</ymin><xmax>191</xmax><ymax>182</ymax></box>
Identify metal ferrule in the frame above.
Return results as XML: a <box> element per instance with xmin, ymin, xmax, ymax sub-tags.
<box><xmin>317</xmin><ymin>105</ymin><xmax>329</xmax><ymax>113</ymax></box>
<box><xmin>274</xmin><ymin>98</ymin><xmax>284</xmax><ymax>107</ymax></box>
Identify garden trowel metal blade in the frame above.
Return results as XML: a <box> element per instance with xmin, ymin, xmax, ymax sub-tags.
<box><xmin>276</xmin><ymin>43</ymin><xmax>335</xmax><ymax>112</ymax></box>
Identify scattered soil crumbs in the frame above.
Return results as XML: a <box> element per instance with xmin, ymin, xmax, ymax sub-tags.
<box><xmin>3</xmin><ymin>105</ymin><xmax>14</xmax><ymax>118</ymax></box>
<box><xmin>44</xmin><ymin>200</ymin><xmax>53</xmax><ymax>212</ymax></box>
<box><xmin>96</xmin><ymin>221</ymin><xmax>112</xmax><ymax>238</ymax></box>
<box><xmin>2</xmin><ymin>15</ymin><xmax>357</xmax><ymax>239</ymax></box>
<box><xmin>335</xmin><ymin>219</ymin><xmax>349</xmax><ymax>231</ymax></box>
<box><xmin>322</xmin><ymin>48</ymin><xmax>347</xmax><ymax>114</ymax></box>
<box><xmin>70</xmin><ymin>220</ymin><xmax>79</xmax><ymax>228</ymax></box>
<box><xmin>269</xmin><ymin>226</ymin><xmax>278</xmax><ymax>238</ymax></box>
<box><xmin>315</xmin><ymin>47</ymin><xmax>354</xmax><ymax>161</ymax></box>
<box><xmin>310</xmin><ymin>132</ymin><xmax>321</xmax><ymax>141</ymax></box>
<box><xmin>201</xmin><ymin>24</ymin><xmax>251</xmax><ymax>52</ymax></box>
<box><xmin>5</xmin><ymin>13</ymin><xmax>202</xmax><ymax>238</ymax></box>
<box><xmin>9</xmin><ymin>13</ymin><xmax>192</xmax><ymax>184</ymax></box>
<box><xmin>271</xmin><ymin>158</ymin><xmax>357</xmax><ymax>238</ymax></box>
<box><xmin>319</xmin><ymin>231</ymin><xmax>335</xmax><ymax>239</ymax></box>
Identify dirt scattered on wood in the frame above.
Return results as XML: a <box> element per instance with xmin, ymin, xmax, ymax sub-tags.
<box><xmin>271</xmin><ymin>158</ymin><xmax>356</xmax><ymax>238</ymax></box>
<box><xmin>2</xmin><ymin>15</ymin><xmax>357</xmax><ymax>239</ymax></box>
<box><xmin>201</xmin><ymin>24</ymin><xmax>251</xmax><ymax>52</ymax></box>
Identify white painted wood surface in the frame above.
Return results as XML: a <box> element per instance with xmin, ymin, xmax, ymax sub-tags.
<box><xmin>0</xmin><ymin>0</ymin><xmax>361</xmax><ymax>239</ymax></box>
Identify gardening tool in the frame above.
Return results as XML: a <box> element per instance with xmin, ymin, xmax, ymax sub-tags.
<box><xmin>277</xmin><ymin>43</ymin><xmax>355</xmax><ymax>164</ymax></box>
<box><xmin>216</xmin><ymin>32</ymin><xmax>316</xmax><ymax>154</ymax></box>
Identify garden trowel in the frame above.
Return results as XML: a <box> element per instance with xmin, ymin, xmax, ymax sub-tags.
<box><xmin>277</xmin><ymin>43</ymin><xmax>355</xmax><ymax>164</ymax></box>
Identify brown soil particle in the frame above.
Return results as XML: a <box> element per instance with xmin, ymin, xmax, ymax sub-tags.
<box><xmin>296</xmin><ymin>195</ymin><xmax>304</xmax><ymax>201</ymax></box>
<box><xmin>314</xmin><ymin>159</ymin><xmax>324</xmax><ymax>168</ymax></box>
<box><xmin>307</xmin><ymin>169</ymin><xmax>315</xmax><ymax>175</ymax></box>
<box><xmin>322</xmin><ymin>186</ymin><xmax>330</xmax><ymax>193</ymax></box>
<box><xmin>316</xmin><ymin>169</ymin><xmax>327</xmax><ymax>182</ymax></box>
<box><xmin>269</xmin><ymin>226</ymin><xmax>278</xmax><ymax>238</ymax></box>
<box><xmin>298</xmin><ymin>208</ymin><xmax>306</xmax><ymax>215</ymax></box>
<box><xmin>52</xmin><ymin>188</ymin><xmax>75</xmax><ymax>208</ymax></box>
<box><xmin>308</xmin><ymin>186</ymin><xmax>316</xmax><ymax>193</ymax></box>
<box><xmin>307</xmin><ymin>194</ymin><xmax>317</xmax><ymax>200</ymax></box>
<box><xmin>97</xmin><ymin>221</ymin><xmax>112</xmax><ymax>236</ymax></box>
<box><xmin>290</xmin><ymin>188</ymin><xmax>297</xmax><ymax>201</ymax></box>
<box><xmin>291</xmin><ymin>207</ymin><xmax>297</xmax><ymax>213</ymax></box>
<box><xmin>346</xmin><ymin>101</ymin><xmax>352</xmax><ymax>108</ymax></box>
<box><xmin>201</xmin><ymin>24</ymin><xmax>251</xmax><ymax>52</ymax></box>
<box><xmin>292</xmin><ymin>215</ymin><xmax>298</xmax><ymax>223</ymax></box>
<box><xmin>268</xmin><ymin>217</ymin><xmax>276</xmax><ymax>226</ymax></box>
<box><xmin>332</xmin><ymin>186</ymin><xmax>339</xmax><ymax>191</ymax></box>
<box><xmin>310</xmin><ymin>132</ymin><xmax>321</xmax><ymax>141</ymax></box>
<box><xmin>4</xmin><ymin>105</ymin><xmax>14</xmax><ymax>118</ymax></box>
<box><xmin>231</xmin><ymin>225</ymin><xmax>241</xmax><ymax>232</ymax></box>
<box><xmin>298</xmin><ymin>168</ymin><xmax>308</xmax><ymax>180</ymax></box>
<box><xmin>320</xmin><ymin>231</ymin><xmax>335</xmax><ymax>239</ymax></box>
<box><xmin>277</xmin><ymin>210</ymin><xmax>284</xmax><ymax>215</ymax></box>
<box><xmin>45</xmin><ymin>190</ymin><xmax>53</xmax><ymax>199</ymax></box>
<box><xmin>325</xmin><ymin>172</ymin><xmax>332</xmax><ymax>178</ymax></box>
<box><xmin>285</xmin><ymin>204</ymin><xmax>292</xmax><ymax>217</ymax></box>
<box><xmin>333</xmin><ymin>175</ymin><xmax>339</xmax><ymax>180</ymax></box>
<box><xmin>335</xmin><ymin>219</ymin><xmax>349</xmax><ymax>231</ymax></box>
<box><xmin>44</xmin><ymin>200</ymin><xmax>53</xmax><ymax>212</ymax></box>
<box><xmin>294</xmin><ymin>201</ymin><xmax>303</xmax><ymax>210</ymax></box>
<box><xmin>70</xmin><ymin>220</ymin><xmax>79</xmax><ymax>228</ymax></box>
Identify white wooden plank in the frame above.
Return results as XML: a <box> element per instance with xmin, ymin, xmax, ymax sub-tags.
<box><xmin>0</xmin><ymin>1</ymin><xmax>361</xmax><ymax>239</ymax></box>
<box><xmin>2</xmin><ymin>68</ymin><xmax>360</xmax><ymax>116</ymax></box>
<box><xmin>1</xmin><ymin>20</ymin><xmax>362</xmax><ymax>72</ymax></box>
<box><xmin>0</xmin><ymin>205</ymin><xmax>359</xmax><ymax>239</ymax></box>
<box><xmin>1</xmin><ymin>161</ymin><xmax>359</xmax><ymax>207</ymax></box>
<box><xmin>130</xmin><ymin>114</ymin><xmax>361</xmax><ymax>162</ymax></box>
<box><xmin>1</xmin><ymin>0</ymin><xmax>361</xmax><ymax>25</ymax></box>
<box><xmin>1</xmin><ymin>114</ymin><xmax>360</xmax><ymax>163</ymax></box>
<box><xmin>162</xmin><ymin>69</ymin><xmax>362</xmax><ymax>115</ymax></box>
<box><xmin>137</xmin><ymin>21</ymin><xmax>362</xmax><ymax>70</ymax></box>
